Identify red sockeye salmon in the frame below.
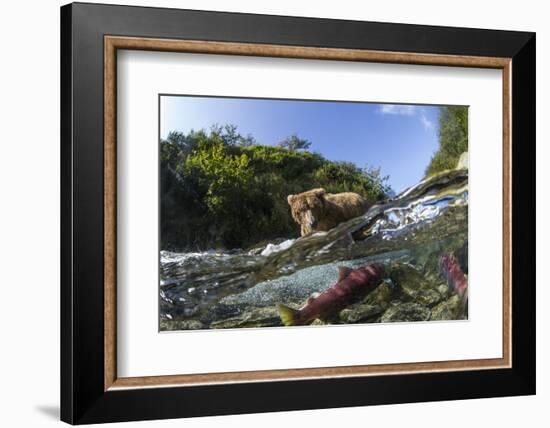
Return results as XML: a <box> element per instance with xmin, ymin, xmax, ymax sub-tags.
<box><xmin>439</xmin><ymin>253</ymin><xmax>468</xmax><ymax>297</ymax></box>
<box><xmin>277</xmin><ymin>263</ymin><xmax>386</xmax><ymax>326</ymax></box>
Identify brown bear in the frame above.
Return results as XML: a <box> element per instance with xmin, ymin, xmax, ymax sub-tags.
<box><xmin>287</xmin><ymin>188</ymin><xmax>370</xmax><ymax>236</ymax></box>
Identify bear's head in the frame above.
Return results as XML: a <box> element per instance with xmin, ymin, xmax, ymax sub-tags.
<box><xmin>287</xmin><ymin>188</ymin><xmax>326</xmax><ymax>235</ymax></box>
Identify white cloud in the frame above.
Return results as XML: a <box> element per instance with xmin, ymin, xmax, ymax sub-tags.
<box><xmin>379</xmin><ymin>104</ymin><xmax>435</xmax><ymax>132</ymax></box>
<box><xmin>378</xmin><ymin>104</ymin><xmax>416</xmax><ymax>116</ymax></box>
<box><xmin>420</xmin><ymin>112</ymin><xmax>434</xmax><ymax>131</ymax></box>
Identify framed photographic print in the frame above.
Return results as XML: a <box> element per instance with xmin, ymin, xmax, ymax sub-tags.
<box><xmin>60</xmin><ymin>2</ymin><xmax>535</xmax><ymax>424</ymax></box>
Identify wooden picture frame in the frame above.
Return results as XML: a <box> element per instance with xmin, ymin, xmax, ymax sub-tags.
<box><xmin>61</xmin><ymin>2</ymin><xmax>535</xmax><ymax>424</ymax></box>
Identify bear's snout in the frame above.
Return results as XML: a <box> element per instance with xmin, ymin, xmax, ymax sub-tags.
<box><xmin>303</xmin><ymin>210</ymin><xmax>317</xmax><ymax>229</ymax></box>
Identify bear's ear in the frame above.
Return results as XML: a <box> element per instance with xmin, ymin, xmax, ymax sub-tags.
<box><xmin>287</xmin><ymin>194</ymin><xmax>295</xmax><ymax>205</ymax></box>
<box><xmin>313</xmin><ymin>188</ymin><xmax>326</xmax><ymax>197</ymax></box>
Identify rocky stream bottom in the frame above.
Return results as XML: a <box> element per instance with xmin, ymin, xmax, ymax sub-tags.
<box><xmin>161</xmin><ymin>243</ymin><xmax>468</xmax><ymax>331</ymax></box>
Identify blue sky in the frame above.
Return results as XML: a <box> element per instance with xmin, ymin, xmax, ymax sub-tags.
<box><xmin>160</xmin><ymin>95</ymin><xmax>441</xmax><ymax>193</ymax></box>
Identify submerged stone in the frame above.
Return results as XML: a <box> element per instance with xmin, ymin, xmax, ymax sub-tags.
<box><xmin>380</xmin><ymin>302</ymin><xmax>431</xmax><ymax>323</ymax></box>
<box><xmin>430</xmin><ymin>294</ymin><xmax>465</xmax><ymax>321</ymax></box>
<box><xmin>362</xmin><ymin>281</ymin><xmax>395</xmax><ymax>308</ymax></box>
<box><xmin>160</xmin><ymin>319</ymin><xmax>205</xmax><ymax>331</ymax></box>
<box><xmin>210</xmin><ymin>306</ymin><xmax>283</xmax><ymax>329</ymax></box>
<box><xmin>410</xmin><ymin>289</ymin><xmax>443</xmax><ymax>307</ymax></box>
<box><xmin>340</xmin><ymin>304</ymin><xmax>384</xmax><ymax>323</ymax></box>
<box><xmin>391</xmin><ymin>263</ymin><xmax>427</xmax><ymax>292</ymax></box>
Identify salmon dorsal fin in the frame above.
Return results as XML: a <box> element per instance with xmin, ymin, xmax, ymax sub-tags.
<box><xmin>338</xmin><ymin>266</ymin><xmax>353</xmax><ymax>281</ymax></box>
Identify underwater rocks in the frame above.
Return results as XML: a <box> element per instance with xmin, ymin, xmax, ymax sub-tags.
<box><xmin>161</xmin><ymin>289</ymin><xmax>465</xmax><ymax>329</ymax></box>
<box><xmin>210</xmin><ymin>306</ymin><xmax>283</xmax><ymax>329</ymax></box>
<box><xmin>390</xmin><ymin>263</ymin><xmax>429</xmax><ymax>293</ymax></box>
<box><xmin>159</xmin><ymin>319</ymin><xmax>205</xmax><ymax>331</ymax></box>
<box><xmin>340</xmin><ymin>304</ymin><xmax>385</xmax><ymax>323</ymax></box>
<box><xmin>389</xmin><ymin>262</ymin><xmax>446</xmax><ymax>307</ymax></box>
<box><xmin>410</xmin><ymin>289</ymin><xmax>444</xmax><ymax>307</ymax></box>
<box><xmin>380</xmin><ymin>302</ymin><xmax>431</xmax><ymax>323</ymax></box>
<box><xmin>362</xmin><ymin>281</ymin><xmax>395</xmax><ymax>309</ymax></box>
<box><xmin>430</xmin><ymin>294</ymin><xmax>465</xmax><ymax>321</ymax></box>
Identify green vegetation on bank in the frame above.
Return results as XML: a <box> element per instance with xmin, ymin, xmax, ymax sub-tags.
<box><xmin>161</xmin><ymin>124</ymin><xmax>391</xmax><ymax>250</ymax></box>
<box><xmin>425</xmin><ymin>106</ymin><xmax>468</xmax><ymax>176</ymax></box>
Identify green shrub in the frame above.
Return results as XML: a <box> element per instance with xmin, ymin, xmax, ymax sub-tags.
<box><xmin>426</xmin><ymin>106</ymin><xmax>468</xmax><ymax>176</ymax></box>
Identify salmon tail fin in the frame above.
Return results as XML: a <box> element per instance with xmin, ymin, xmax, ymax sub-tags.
<box><xmin>277</xmin><ymin>304</ymin><xmax>299</xmax><ymax>326</ymax></box>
